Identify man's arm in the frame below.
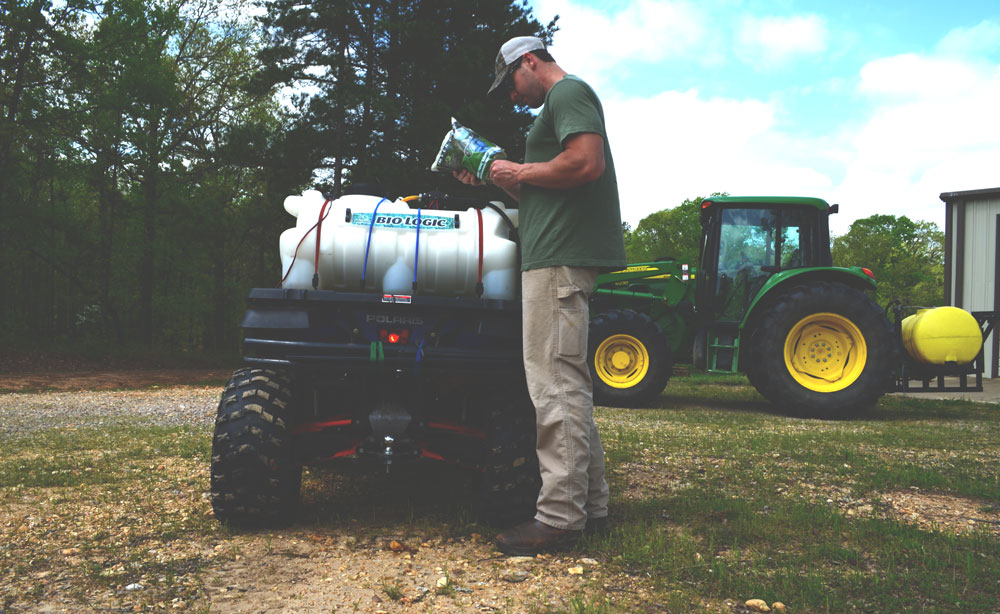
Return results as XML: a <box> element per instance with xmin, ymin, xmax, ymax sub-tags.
<box><xmin>490</xmin><ymin>132</ymin><xmax>605</xmax><ymax>193</ymax></box>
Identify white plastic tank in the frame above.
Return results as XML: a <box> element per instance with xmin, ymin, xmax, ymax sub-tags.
<box><xmin>279</xmin><ymin>190</ymin><xmax>520</xmax><ymax>300</ymax></box>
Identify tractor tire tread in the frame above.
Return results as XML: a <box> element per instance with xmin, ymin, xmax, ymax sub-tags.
<box><xmin>749</xmin><ymin>281</ymin><xmax>896</xmax><ymax>418</ymax></box>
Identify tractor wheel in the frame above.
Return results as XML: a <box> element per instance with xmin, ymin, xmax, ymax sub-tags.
<box><xmin>211</xmin><ymin>367</ymin><xmax>302</xmax><ymax>527</ymax></box>
<box><xmin>477</xmin><ymin>377</ymin><xmax>541</xmax><ymax>527</ymax></box>
<box><xmin>589</xmin><ymin>309</ymin><xmax>672</xmax><ymax>407</ymax></box>
<box><xmin>749</xmin><ymin>281</ymin><xmax>895</xmax><ymax>417</ymax></box>
<box><xmin>742</xmin><ymin>327</ymin><xmax>768</xmax><ymax>393</ymax></box>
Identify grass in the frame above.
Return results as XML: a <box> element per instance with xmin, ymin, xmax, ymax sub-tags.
<box><xmin>1</xmin><ymin>375</ymin><xmax>998</xmax><ymax>613</ymax></box>
<box><xmin>591</xmin><ymin>374</ymin><xmax>1000</xmax><ymax>612</ymax></box>
<box><xmin>381</xmin><ymin>577</ymin><xmax>405</xmax><ymax>601</ymax></box>
<box><xmin>0</xmin><ymin>424</ymin><xmax>217</xmax><ymax>612</ymax></box>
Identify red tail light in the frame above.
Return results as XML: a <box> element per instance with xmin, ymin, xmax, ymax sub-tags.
<box><xmin>861</xmin><ymin>268</ymin><xmax>875</xmax><ymax>279</ymax></box>
<box><xmin>379</xmin><ymin>329</ymin><xmax>409</xmax><ymax>344</ymax></box>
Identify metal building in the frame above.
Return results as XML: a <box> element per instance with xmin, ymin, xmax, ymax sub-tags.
<box><xmin>940</xmin><ymin>187</ymin><xmax>1000</xmax><ymax>378</ymax></box>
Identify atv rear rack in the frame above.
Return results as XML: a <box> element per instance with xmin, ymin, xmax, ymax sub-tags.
<box><xmin>240</xmin><ymin>288</ymin><xmax>523</xmax><ymax>373</ymax></box>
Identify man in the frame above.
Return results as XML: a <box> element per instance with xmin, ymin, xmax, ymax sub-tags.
<box><xmin>454</xmin><ymin>36</ymin><xmax>626</xmax><ymax>555</ymax></box>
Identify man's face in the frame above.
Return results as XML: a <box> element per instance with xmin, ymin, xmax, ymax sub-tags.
<box><xmin>507</xmin><ymin>55</ymin><xmax>546</xmax><ymax>108</ymax></box>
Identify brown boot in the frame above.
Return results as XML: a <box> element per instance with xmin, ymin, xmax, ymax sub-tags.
<box><xmin>495</xmin><ymin>520</ymin><xmax>581</xmax><ymax>556</ymax></box>
<box><xmin>583</xmin><ymin>515</ymin><xmax>611</xmax><ymax>536</ymax></box>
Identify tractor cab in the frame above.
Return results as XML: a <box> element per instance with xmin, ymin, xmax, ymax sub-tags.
<box><xmin>695</xmin><ymin>197</ymin><xmax>836</xmax><ymax>372</ymax></box>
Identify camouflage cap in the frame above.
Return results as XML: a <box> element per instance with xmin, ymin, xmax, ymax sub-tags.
<box><xmin>488</xmin><ymin>36</ymin><xmax>545</xmax><ymax>95</ymax></box>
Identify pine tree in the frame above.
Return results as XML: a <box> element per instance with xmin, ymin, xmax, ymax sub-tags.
<box><xmin>255</xmin><ymin>0</ymin><xmax>557</xmax><ymax>197</ymax></box>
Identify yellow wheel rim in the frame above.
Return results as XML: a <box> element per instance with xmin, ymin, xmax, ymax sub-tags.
<box><xmin>595</xmin><ymin>334</ymin><xmax>650</xmax><ymax>389</ymax></box>
<box><xmin>783</xmin><ymin>312</ymin><xmax>867</xmax><ymax>393</ymax></box>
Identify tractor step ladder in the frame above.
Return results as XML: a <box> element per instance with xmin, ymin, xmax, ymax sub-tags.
<box><xmin>707</xmin><ymin>322</ymin><xmax>740</xmax><ymax>374</ymax></box>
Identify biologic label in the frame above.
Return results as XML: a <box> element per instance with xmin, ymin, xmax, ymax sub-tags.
<box><xmin>352</xmin><ymin>212</ymin><xmax>454</xmax><ymax>230</ymax></box>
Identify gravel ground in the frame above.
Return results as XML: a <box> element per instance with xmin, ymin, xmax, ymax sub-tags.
<box><xmin>1</xmin><ymin>385</ymin><xmax>635</xmax><ymax>614</ymax></box>
<box><xmin>0</xmin><ymin>386</ymin><xmax>220</xmax><ymax>439</ymax></box>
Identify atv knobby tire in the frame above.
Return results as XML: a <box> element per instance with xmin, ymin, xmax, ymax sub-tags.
<box><xmin>211</xmin><ymin>367</ymin><xmax>302</xmax><ymax>527</ymax></box>
<box><xmin>748</xmin><ymin>281</ymin><xmax>895</xmax><ymax>417</ymax></box>
<box><xmin>477</xmin><ymin>378</ymin><xmax>541</xmax><ymax>527</ymax></box>
<box><xmin>589</xmin><ymin>309</ymin><xmax>672</xmax><ymax>407</ymax></box>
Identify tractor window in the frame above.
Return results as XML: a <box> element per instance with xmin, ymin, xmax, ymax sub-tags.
<box><xmin>701</xmin><ymin>203</ymin><xmax>826</xmax><ymax>325</ymax></box>
<box><xmin>779</xmin><ymin>209</ymin><xmax>813</xmax><ymax>268</ymax></box>
<box><xmin>716</xmin><ymin>208</ymin><xmax>777</xmax><ymax>319</ymax></box>
<box><xmin>719</xmin><ymin>209</ymin><xmax>777</xmax><ymax>271</ymax></box>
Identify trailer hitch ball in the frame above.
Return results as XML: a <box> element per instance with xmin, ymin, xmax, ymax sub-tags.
<box><xmin>369</xmin><ymin>402</ymin><xmax>411</xmax><ymax>472</ymax></box>
<box><xmin>384</xmin><ymin>435</ymin><xmax>394</xmax><ymax>473</ymax></box>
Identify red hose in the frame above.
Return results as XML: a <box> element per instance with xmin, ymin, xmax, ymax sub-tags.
<box><xmin>313</xmin><ymin>198</ymin><xmax>332</xmax><ymax>287</ymax></box>
<box><xmin>476</xmin><ymin>208</ymin><xmax>484</xmax><ymax>295</ymax></box>
<box><xmin>278</xmin><ymin>199</ymin><xmax>331</xmax><ymax>288</ymax></box>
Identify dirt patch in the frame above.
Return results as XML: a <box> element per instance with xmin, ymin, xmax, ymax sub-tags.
<box><xmin>203</xmin><ymin>531</ymin><xmax>634</xmax><ymax>614</ymax></box>
<box><xmin>0</xmin><ymin>369</ymin><xmax>232</xmax><ymax>392</ymax></box>
<box><xmin>2</xmin><ymin>468</ymin><xmax>645</xmax><ymax>614</ymax></box>
<box><xmin>0</xmin><ymin>350</ymin><xmax>233</xmax><ymax>392</ymax></box>
<box><xmin>880</xmin><ymin>490</ymin><xmax>1000</xmax><ymax>536</ymax></box>
<box><xmin>613</xmin><ymin>461</ymin><xmax>688</xmax><ymax>499</ymax></box>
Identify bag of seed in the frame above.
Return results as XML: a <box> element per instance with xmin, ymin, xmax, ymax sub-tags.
<box><xmin>431</xmin><ymin>118</ymin><xmax>506</xmax><ymax>183</ymax></box>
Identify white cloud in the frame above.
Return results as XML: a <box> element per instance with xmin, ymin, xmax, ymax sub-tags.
<box><xmin>532</xmin><ymin>0</ymin><xmax>715</xmax><ymax>87</ymax></box>
<box><xmin>936</xmin><ymin>20</ymin><xmax>1000</xmax><ymax>57</ymax></box>
<box><xmin>734</xmin><ymin>14</ymin><xmax>829</xmax><ymax>67</ymax></box>
<box><xmin>604</xmin><ymin>90</ymin><xmax>835</xmax><ymax>226</ymax></box>
<box><xmin>858</xmin><ymin>53</ymin><xmax>989</xmax><ymax>98</ymax></box>
<box><xmin>604</xmin><ymin>49</ymin><xmax>1000</xmax><ymax>236</ymax></box>
<box><xmin>523</xmin><ymin>2</ymin><xmax>1000</xmax><ymax>237</ymax></box>
<box><xmin>830</xmin><ymin>55</ymin><xmax>1000</xmax><ymax>234</ymax></box>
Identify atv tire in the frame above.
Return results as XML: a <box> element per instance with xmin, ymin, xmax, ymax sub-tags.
<box><xmin>211</xmin><ymin>367</ymin><xmax>302</xmax><ymax>527</ymax></box>
<box><xmin>477</xmin><ymin>377</ymin><xmax>541</xmax><ymax>527</ymax></box>
<box><xmin>749</xmin><ymin>281</ymin><xmax>895</xmax><ymax>418</ymax></box>
<box><xmin>589</xmin><ymin>309</ymin><xmax>672</xmax><ymax>407</ymax></box>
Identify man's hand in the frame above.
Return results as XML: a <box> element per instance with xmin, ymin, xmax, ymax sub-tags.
<box><xmin>487</xmin><ymin>133</ymin><xmax>606</xmax><ymax>194</ymax></box>
<box><xmin>489</xmin><ymin>159</ymin><xmax>523</xmax><ymax>192</ymax></box>
<box><xmin>453</xmin><ymin>162</ymin><xmax>521</xmax><ymax>201</ymax></box>
<box><xmin>452</xmin><ymin>169</ymin><xmax>482</xmax><ymax>186</ymax></box>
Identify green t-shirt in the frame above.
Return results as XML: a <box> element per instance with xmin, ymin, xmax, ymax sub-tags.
<box><xmin>518</xmin><ymin>75</ymin><xmax>626</xmax><ymax>272</ymax></box>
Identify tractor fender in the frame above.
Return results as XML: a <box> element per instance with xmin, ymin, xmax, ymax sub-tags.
<box><xmin>740</xmin><ymin>267</ymin><xmax>877</xmax><ymax>331</ymax></box>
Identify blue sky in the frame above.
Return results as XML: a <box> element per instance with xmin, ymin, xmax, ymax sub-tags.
<box><xmin>527</xmin><ymin>0</ymin><xmax>1000</xmax><ymax>235</ymax></box>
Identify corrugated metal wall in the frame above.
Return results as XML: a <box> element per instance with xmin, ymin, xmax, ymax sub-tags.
<box><xmin>953</xmin><ymin>196</ymin><xmax>1000</xmax><ymax>377</ymax></box>
<box><xmin>961</xmin><ymin>199</ymin><xmax>999</xmax><ymax>309</ymax></box>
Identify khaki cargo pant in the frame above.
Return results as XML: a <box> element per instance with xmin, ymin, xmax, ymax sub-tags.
<box><xmin>522</xmin><ymin>266</ymin><xmax>610</xmax><ymax>530</ymax></box>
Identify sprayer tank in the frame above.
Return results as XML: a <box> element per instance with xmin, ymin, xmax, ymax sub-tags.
<box><xmin>279</xmin><ymin>191</ymin><xmax>519</xmax><ymax>300</ymax></box>
<box><xmin>901</xmin><ymin>306</ymin><xmax>983</xmax><ymax>365</ymax></box>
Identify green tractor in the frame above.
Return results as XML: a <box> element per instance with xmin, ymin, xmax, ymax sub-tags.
<box><xmin>588</xmin><ymin>196</ymin><xmax>899</xmax><ymax>415</ymax></box>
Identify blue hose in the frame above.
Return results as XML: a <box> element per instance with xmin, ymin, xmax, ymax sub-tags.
<box><xmin>360</xmin><ymin>197</ymin><xmax>388</xmax><ymax>288</ymax></box>
<box><xmin>413</xmin><ymin>207</ymin><xmax>421</xmax><ymax>291</ymax></box>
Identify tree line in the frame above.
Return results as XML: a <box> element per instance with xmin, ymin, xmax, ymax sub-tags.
<box><xmin>0</xmin><ymin>0</ymin><xmax>553</xmax><ymax>353</ymax></box>
<box><xmin>1</xmin><ymin>0</ymin><xmax>943</xmax><ymax>357</ymax></box>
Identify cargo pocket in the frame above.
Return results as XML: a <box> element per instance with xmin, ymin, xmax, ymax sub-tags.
<box><xmin>557</xmin><ymin>285</ymin><xmax>587</xmax><ymax>358</ymax></box>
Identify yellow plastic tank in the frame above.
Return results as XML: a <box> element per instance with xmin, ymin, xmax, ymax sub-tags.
<box><xmin>901</xmin><ymin>306</ymin><xmax>983</xmax><ymax>365</ymax></box>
